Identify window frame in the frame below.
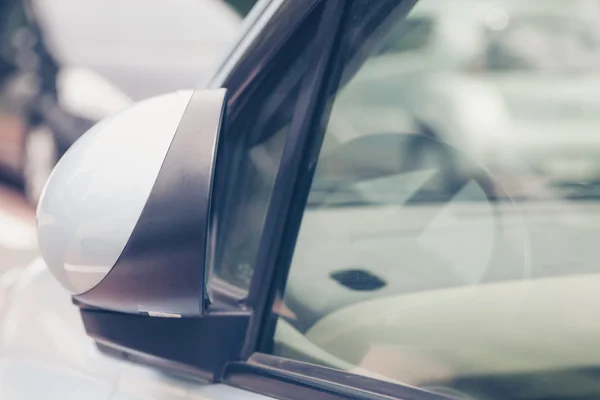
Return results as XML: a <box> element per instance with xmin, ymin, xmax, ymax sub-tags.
<box><xmin>237</xmin><ymin>0</ymin><xmax>346</xmax><ymax>352</ymax></box>
<box><xmin>224</xmin><ymin>353</ymin><xmax>449</xmax><ymax>400</ymax></box>
<box><xmin>206</xmin><ymin>0</ymin><xmax>333</xmax><ymax>307</ymax></box>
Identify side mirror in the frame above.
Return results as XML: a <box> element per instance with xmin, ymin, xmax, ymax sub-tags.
<box><xmin>37</xmin><ymin>88</ymin><xmax>227</xmax><ymax>318</ymax></box>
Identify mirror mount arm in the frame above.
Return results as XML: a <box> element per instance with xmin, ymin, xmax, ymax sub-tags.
<box><xmin>81</xmin><ymin>308</ymin><xmax>252</xmax><ymax>381</ymax></box>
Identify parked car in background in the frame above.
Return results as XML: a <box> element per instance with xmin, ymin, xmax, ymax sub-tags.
<box><xmin>5</xmin><ymin>0</ymin><xmax>600</xmax><ymax>400</ymax></box>
<box><xmin>336</xmin><ymin>0</ymin><xmax>600</xmax><ymax>200</ymax></box>
<box><xmin>0</xmin><ymin>0</ymin><xmax>241</xmax><ymax>203</ymax></box>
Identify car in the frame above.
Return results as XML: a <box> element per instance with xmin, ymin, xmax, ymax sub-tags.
<box><xmin>336</xmin><ymin>0</ymin><xmax>600</xmax><ymax>199</ymax></box>
<box><xmin>4</xmin><ymin>0</ymin><xmax>600</xmax><ymax>400</ymax></box>
<box><xmin>0</xmin><ymin>0</ymin><xmax>241</xmax><ymax>203</ymax></box>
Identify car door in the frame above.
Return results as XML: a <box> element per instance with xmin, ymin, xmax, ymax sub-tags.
<box><xmin>12</xmin><ymin>0</ymin><xmax>600</xmax><ymax>400</ymax></box>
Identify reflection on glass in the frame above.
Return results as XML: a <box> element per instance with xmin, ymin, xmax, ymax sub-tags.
<box><xmin>275</xmin><ymin>1</ymin><xmax>600</xmax><ymax>399</ymax></box>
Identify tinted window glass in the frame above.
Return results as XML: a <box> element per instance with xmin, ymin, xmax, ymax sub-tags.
<box><xmin>272</xmin><ymin>1</ymin><xmax>600</xmax><ymax>399</ymax></box>
<box><xmin>209</xmin><ymin>4</ymin><xmax>326</xmax><ymax>293</ymax></box>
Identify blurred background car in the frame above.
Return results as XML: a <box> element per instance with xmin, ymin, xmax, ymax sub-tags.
<box><xmin>334</xmin><ymin>0</ymin><xmax>600</xmax><ymax>201</ymax></box>
<box><xmin>0</xmin><ymin>0</ymin><xmax>243</xmax><ymax>203</ymax></box>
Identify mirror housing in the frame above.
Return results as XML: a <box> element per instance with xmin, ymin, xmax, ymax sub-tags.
<box><xmin>37</xmin><ymin>88</ymin><xmax>227</xmax><ymax>318</ymax></box>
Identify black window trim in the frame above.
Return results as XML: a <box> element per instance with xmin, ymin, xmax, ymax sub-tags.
<box><xmin>208</xmin><ymin>0</ymin><xmax>283</xmax><ymax>89</ymax></box>
<box><xmin>223</xmin><ymin>353</ymin><xmax>451</xmax><ymax>400</ymax></box>
<box><xmin>206</xmin><ymin>0</ymin><xmax>330</xmax><ymax>309</ymax></box>
<box><xmin>239</xmin><ymin>0</ymin><xmax>345</xmax><ymax>359</ymax></box>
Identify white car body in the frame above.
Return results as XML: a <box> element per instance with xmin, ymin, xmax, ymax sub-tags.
<box><xmin>0</xmin><ymin>259</ymin><xmax>273</xmax><ymax>400</ymax></box>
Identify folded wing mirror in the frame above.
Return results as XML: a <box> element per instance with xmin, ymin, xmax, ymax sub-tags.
<box><xmin>36</xmin><ymin>88</ymin><xmax>227</xmax><ymax>318</ymax></box>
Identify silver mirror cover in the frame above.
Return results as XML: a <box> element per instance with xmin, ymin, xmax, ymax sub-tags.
<box><xmin>37</xmin><ymin>89</ymin><xmax>227</xmax><ymax>317</ymax></box>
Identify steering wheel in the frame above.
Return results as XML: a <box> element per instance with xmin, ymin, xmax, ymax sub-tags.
<box><xmin>282</xmin><ymin>131</ymin><xmax>532</xmax><ymax>332</ymax></box>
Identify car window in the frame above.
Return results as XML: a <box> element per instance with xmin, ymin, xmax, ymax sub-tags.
<box><xmin>271</xmin><ymin>0</ymin><xmax>600</xmax><ymax>399</ymax></box>
<box><xmin>207</xmin><ymin>3</ymin><xmax>327</xmax><ymax>294</ymax></box>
